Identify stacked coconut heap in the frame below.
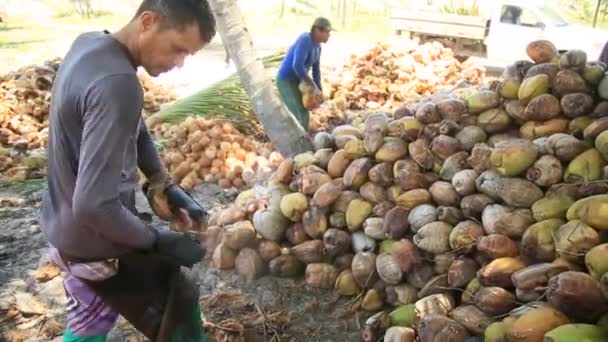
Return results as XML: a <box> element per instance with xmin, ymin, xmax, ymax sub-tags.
<box><xmin>321</xmin><ymin>40</ymin><xmax>486</xmax><ymax>112</ymax></box>
<box><xmin>0</xmin><ymin>59</ymin><xmax>176</xmax><ymax>183</ymax></box>
<box><xmin>201</xmin><ymin>40</ymin><xmax>608</xmax><ymax>341</ymax></box>
<box><xmin>152</xmin><ymin>116</ymin><xmax>281</xmax><ymax>191</ymax></box>
<box><xmin>138</xmin><ymin>71</ymin><xmax>177</xmax><ymax>116</ymax></box>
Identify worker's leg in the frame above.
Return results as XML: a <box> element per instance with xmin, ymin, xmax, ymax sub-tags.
<box><xmin>277</xmin><ymin>78</ymin><xmax>310</xmax><ymax>130</ymax></box>
<box><xmin>48</xmin><ymin>248</ymin><xmax>119</xmax><ymax>342</ymax></box>
<box><xmin>83</xmin><ymin>253</ymin><xmax>207</xmax><ymax>342</ymax></box>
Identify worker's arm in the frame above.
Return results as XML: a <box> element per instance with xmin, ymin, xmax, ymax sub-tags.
<box><xmin>312</xmin><ymin>58</ymin><xmax>322</xmax><ymax>91</ymax></box>
<box><xmin>137</xmin><ymin>119</ymin><xmax>167</xmax><ymax>179</ymax></box>
<box><xmin>72</xmin><ymin>73</ymin><xmax>156</xmax><ymax>250</ymax></box>
<box><xmin>292</xmin><ymin>35</ymin><xmax>316</xmax><ymax>88</ymax></box>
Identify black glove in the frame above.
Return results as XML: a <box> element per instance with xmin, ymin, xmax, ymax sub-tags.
<box><xmin>165</xmin><ymin>184</ymin><xmax>208</xmax><ymax>228</ymax></box>
<box><xmin>154</xmin><ymin>229</ymin><xmax>204</xmax><ymax>267</ymax></box>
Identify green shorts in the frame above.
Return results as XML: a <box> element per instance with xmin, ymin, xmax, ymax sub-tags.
<box><xmin>277</xmin><ymin>78</ymin><xmax>310</xmax><ymax>130</ymax></box>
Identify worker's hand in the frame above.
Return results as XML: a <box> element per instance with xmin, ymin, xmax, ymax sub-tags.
<box><xmin>154</xmin><ymin>229</ymin><xmax>204</xmax><ymax>267</ymax></box>
<box><xmin>165</xmin><ymin>184</ymin><xmax>208</xmax><ymax>231</ymax></box>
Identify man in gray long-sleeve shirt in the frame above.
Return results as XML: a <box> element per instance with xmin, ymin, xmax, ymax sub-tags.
<box><xmin>40</xmin><ymin>1</ymin><xmax>216</xmax><ymax>341</ymax></box>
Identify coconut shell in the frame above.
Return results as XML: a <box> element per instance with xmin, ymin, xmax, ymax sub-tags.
<box><xmin>343</xmin><ymin>158</ymin><xmax>373</xmax><ymax>190</ymax></box>
<box><xmin>448</xmin><ymin>220</ymin><xmax>483</xmax><ymax>254</ymax></box>
<box><xmin>479</xmin><ymin>257</ymin><xmax>526</xmax><ymax>288</ymax></box>
<box><xmin>332</xmin><ymin>190</ymin><xmax>360</xmax><ymax>213</ymax></box>
<box><xmin>253</xmin><ymin>207</ymin><xmax>290</xmax><ymax>242</ymax></box>
<box><xmin>352</xmin><ymin>232</ymin><xmax>376</xmax><ymax>254</ymax></box>
<box><xmin>408</xmin><ymin>204</ymin><xmax>438</xmax><ymax>232</ymax></box>
<box><xmin>313</xmin><ymin>131</ymin><xmax>334</xmax><ymax>151</ymax></box>
<box><xmin>376</xmin><ymin>138</ymin><xmax>408</xmax><ymax>162</ymax></box>
<box><xmin>565</xmin><ymin>148</ymin><xmax>605</xmax><ymax>183</ymax></box>
<box><xmin>512</xmin><ymin>263</ymin><xmax>569</xmax><ymax>291</ymax></box>
<box><xmin>359</xmin><ymin>182</ymin><xmax>386</xmax><ymax>204</ymax></box>
<box><xmin>431</xmin><ymin>135</ymin><xmax>463</xmax><ymax>160</ymax></box>
<box><xmin>490</xmin><ymin>139</ymin><xmax>538</xmax><ymax>177</ymax></box>
<box><xmin>257</xmin><ymin>240</ymin><xmax>281</xmax><ymax>262</ymax></box>
<box><xmin>476</xmin><ymin>171</ymin><xmax>544</xmax><ymax>208</ymax></box>
<box><xmin>547</xmin><ymin>271</ymin><xmax>608</xmax><ymax>322</ymax></box>
<box><xmin>312</xmin><ymin>178</ymin><xmax>344</xmax><ymax>208</ymax></box>
<box><xmin>429</xmin><ymin>181</ymin><xmax>460</xmax><ymax>207</ymax></box>
<box><xmin>523</xmin><ymin>94</ymin><xmax>562</xmax><ymax>121</ymax></box>
<box><xmin>474</xmin><ymin>286</ymin><xmax>517</xmax><ymax>316</ymax></box>
<box><xmin>305</xmin><ymin>263</ymin><xmax>338</xmax><ymax>289</ymax></box>
<box><xmin>280</xmin><ymin>192</ymin><xmax>308</xmax><ymax>222</ymax></box>
<box><xmin>467</xmin><ymin>143</ymin><xmax>493</xmax><ymax>173</ymax></box>
<box><xmin>408</xmin><ymin>138</ymin><xmax>434</xmax><ymax>170</ymax></box>
<box><xmin>333</xmin><ymin>253</ymin><xmax>354</xmax><ymax>273</ymax></box>
<box><xmin>368</xmin><ymin>162</ymin><xmax>394</xmax><ymax>187</ymax></box>
<box><xmin>223</xmin><ymin>221</ymin><xmax>257</xmax><ymax>250</ymax></box>
<box><xmin>506</xmin><ymin>306</ymin><xmax>570</xmax><ymax>342</ymax></box>
<box><xmin>291</xmin><ymin>240</ymin><xmax>325</xmax><ymax>264</ymax></box>
<box><xmin>322</xmin><ymin>228</ymin><xmax>351</xmax><ymax>258</ymax></box>
<box><xmin>313</xmin><ymin>149</ymin><xmax>333</xmax><ymax>170</ymax></box>
<box><xmin>326</xmin><ymin>150</ymin><xmax>351</xmax><ymax>179</ymax></box>
<box><xmin>396</xmin><ymin>189</ymin><xmax>432</xmax><ymax>209</ymax></box>
<box><xmin>397</xmin><ymin>169</ymin><xmax>430</xmax><ymax>191</ymax></box>
<box><xmin>524</xmin><ymin>62</ymin><xmax>559</xmax><ymax>84</ymax></box>
<box><xmin>553</xmin><ymin>70</ymin><xmax>589</xmax><ymax>97</ymax></box>
<box><xmin>436</xmin><ymin>206</ymin><xmax>464</xmax><ymax>226</ymax></box>
<box><xmin>555</xmin><ymin>220</ymin><xmax>601</xmax><ymax>263</ymax></box>
<box><xmin>560</xmin><ymin>49</ymin><xmax>587</xmax><ymax>70</ymax></box>
<box><xmin>286</xmin><ymin>223</ymin><xmax>309</xmax><ymax>245</ymax></box>
<box><xmin>361</xmin><ymin>289</ymin><xmax>384</xmax><ymax>312</ymax></box>
<box><xmin>301</xmin><ymin>206</ymin><xmax>328</xmax><ymax>239</ymax></box>
<box><xmin>476</xmin><ymin>234</ymin><xmax>519</xmax><ymax>260</ymax></box>
<box><xmin>505</xmin><ymin>99</ymin><xmax>527</xmax><ymax>122</ymax></box>
<box><xmin>212</xmin><ymin>243</ymin><xmax>237</xmax><ymax>270</ymax></box>
<box><xmin>518</xmin><ymin>74</ymin><xmax>550</xmax><ymax>104</ymax></box>
<box><xmin>436</xmin><ymin>98</ymin><xmax>466</xmax><ymax>121</ymax></box>
<box><xmin>526</xmin><ymin>155</ymin><xmax>563</xmax><ymax>187</ymax></box>
<box><xmin>217</xmin><ymin>207</ymin><xmax>248</xmax><ymax>227</ymax></box>
<box><xmin>373</xmin><ymin>201</ymin><xmax>394</xmax><ymax>217</ymax></box>
<box><xmin>384</xmin><ymin>207</ymin><xmax>410</xmax><ymax>239</ymax></box>
<box><xmin>526</xmin><ymin>40</ymin><xmax>559</xmax><ymax>63</ymax></box>
<box><xmin>352</xmin><ymin>252</ymin><xmax>379</xmax><ymax>288</ymax></box>
<box><xmin>333</xmin><ymin>125</ymin><xmax>363</xmax><ymax>139</ymax></box>
<box><xmin>362</xmin><ymin>217</ymin><xmax>385</xmax><ymax>240</ymax></box>
<box><xmin>466</xmin><ymin>90</ymin><xmax>500</xmax><ymax>114</ymax></box>
<box><xmin>408</xmin><ymin>262</ymin><xmax>436</xmax><ymax>289</ymax></box>
<box><xmin>393</xmin><ymin>239</ymin><xmax>421</xmax><ymax>273</ymax></box>
<box><xmin>235</xmin><ymin>248</ymin><xmax>265</xmax><ymax>281</ymax></box>
<box><xmin>450</xmin><ymin>305</ymin><xmax>494</xmax><ymax>336</ymax></box>
<box><xmin>561</xmin><ymin>93</ymin><xmax>595</xmax><ymax>118</ymax></box>
<box><xmin>413</xmin><ymin>221</ymin><xmax>452</xmax><ymax>254</ymax></box>
<box><xmin>456</xmin><ymin>126</ymin><xmax>488</xmax><ymax>152</ymax></box>
<box><xmin>415</xmin><ymin>102</ymin><xmax>441</xmax><ymax>124</ymax></box>
<box><xmin>520</xmin><ymin>219</ymin><xmax>563</xmax><ymax>262</ymax></box>
<box><xmin>376</xmin><ymin>253</ymin><xmax>403</xmax><ymax>285</ymax></box>
<box><xmin>417</xmin><ymin>314</ymin><xmax>469</xmax><ymax>341</ymax></box>
<box><xmin>269</xmin><ymin>254</ymin><xmax>304</xmax><ymax>278</ymax></box>
<box><xmin>568</xmin><ymin>194</ymin><xmax>608</xmax><ymax>231</ymax></box>
<box><xmin>520</xmin><ymin>118</ymin><xmax>570</xmax><ymax>140</ymax></box>
<box><xmin>544</xmin><ymin>323</ymin><xmax>608</xmax><ymax>342</ymax></box>
<box><xmin>460</xmin><ymin>193</ymin><xmax>495</xmax><ymax>219</ymax></box>
<box><xmin>417</xmin><ymin>274</ymin><xmax>449</xmax><ymax>298</ymax></box>
<box><xmin>448</xmin><ymin>257</ymin><xmax>479</xmax><ymax>288</ymax></box>
<box><xmin>363</xmin><ymin>129</ymin><xmax>385</xmax><ymax>155</ymax></box>
<box><xmin>335</xmin><ymin>269</ymin><xmax>361</xmax><ymax>296</ymax></box>
<box><xmin>439</xmin><ymin>151</ymin><xmax>472</xmax><ymax>183</ymax></box>
<box><xmin>482</xmin><ymin>204</ymin><xmax>534</xmax><ymax>239</ymax></box>
<box><xmin>386</xmin><ymin>285</ymin><xmax>418</xmax><ymax>306</ymax></box>
<box><xmin>386</xmin><ymin>117</ymin><xmax>423</xmax><ymax>141</ymax></box>
<box><xmin>345</xmin><ymin>199</ymin><xmax>373</xmax><ymax>232</ymax></box>
<box><xmin>544</xmin><ymin>133</ymin><xmax>591</xmax><ymax>162</ymax></box>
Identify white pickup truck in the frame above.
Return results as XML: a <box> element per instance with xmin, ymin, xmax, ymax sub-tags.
<box><xmin>390</xmin><ymin>0</ymin><xmax>607</xmax><ymax>64</ymax></box>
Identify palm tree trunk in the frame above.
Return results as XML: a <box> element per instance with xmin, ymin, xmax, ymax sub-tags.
<box><xmin>208</xmin><ymin>0</ymin><xmax>314</xmax><ymax>158</ymax></box>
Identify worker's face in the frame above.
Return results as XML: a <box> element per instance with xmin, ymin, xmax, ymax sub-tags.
<box><xmin>136</xmin><ymin>11</ymin><xmax>207</xmax><ymax>76</ymax></box>
<box><xmin>314</xmin><ymin>28</ymin><xmax>331</xmax><ymax>44</ymax></box>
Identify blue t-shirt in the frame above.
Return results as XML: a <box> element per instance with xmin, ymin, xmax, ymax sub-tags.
<box><xmin>277</xmin><ymin>32</ymin><xmax>322</xmax><ymax>90</ymax></box>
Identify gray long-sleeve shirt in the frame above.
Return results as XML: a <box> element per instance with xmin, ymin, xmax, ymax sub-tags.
<box><xmin>40</xmin><ymin>31</ymin><xmax>164</xmax><ymax>259</ymax></box>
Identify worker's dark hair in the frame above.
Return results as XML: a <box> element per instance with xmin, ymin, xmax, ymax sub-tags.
<box><xmin>134</xmin><ymin>0</ymin><xmax>216</xmax><ymax>43</ymax></box>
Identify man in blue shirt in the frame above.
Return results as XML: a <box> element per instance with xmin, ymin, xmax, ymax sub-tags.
<box><xmin>277</xmin><ymin>17</ymin><xmax>333</xmax><ymax>131</ymax></box>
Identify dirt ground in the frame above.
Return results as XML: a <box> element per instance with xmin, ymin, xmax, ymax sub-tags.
<box><xmin>0</xmin><ymin>182</ymin><xmax>367</xmax><ymax>342</ymax></box>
